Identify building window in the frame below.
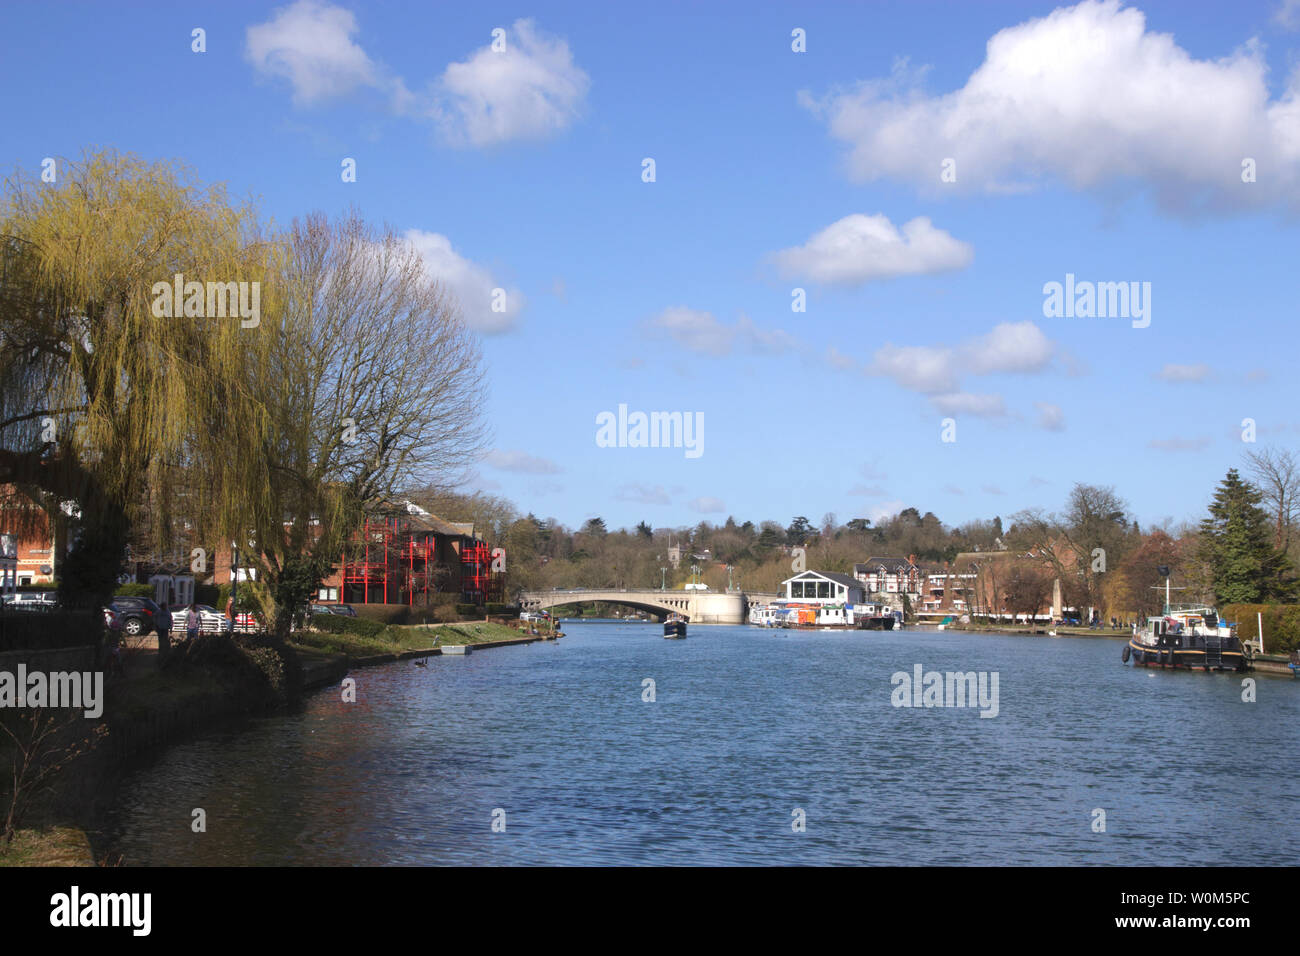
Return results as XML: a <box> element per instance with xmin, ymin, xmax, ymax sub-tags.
<box><xmin>817</xmin><ymin>581</ymin><xmax>829</xmax><ymax>598</ymax></box>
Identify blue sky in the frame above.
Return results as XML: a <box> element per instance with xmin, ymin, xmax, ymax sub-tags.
<box><xmin>3</xmin><ymin>0</ymin><xmax>1299</xmax><ymax>532</ymax></box>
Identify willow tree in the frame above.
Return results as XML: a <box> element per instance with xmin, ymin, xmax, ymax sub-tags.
<box><xmin>0</xmin><ymin>150</ymin><xmax>274</xmax><ymax>607</ymax></box>
<box><xmin>233</xmin><ymin>211</ymin><xmax>487</xmax><ymax>638</ymax></box>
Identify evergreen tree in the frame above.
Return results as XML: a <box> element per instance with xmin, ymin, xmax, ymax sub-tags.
<box><xmin>1198</xmin><ymin>469</ymin><xmax>1295</xmax><ymax>604</ymax></box>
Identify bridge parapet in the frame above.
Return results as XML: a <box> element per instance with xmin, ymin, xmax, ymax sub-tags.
<box><xmin>518</xmin><ymin>588</ymin><xmax>749</xmax><ymax>624</ymax></box>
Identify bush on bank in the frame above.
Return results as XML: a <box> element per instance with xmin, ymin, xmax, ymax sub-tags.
<box><xmin>310</xmin><ymin>613</ymin><xmax>386</xmax><ymax>638</ymax></box>
<box><xmin>0</xmin><ymin>609</ymin><xmax>102</xmax><ymax>654</ymax></box>
<box><xmin>1222</xmin><ymin>604</ymin><xmax>1300</xmax><ymax>653</ymax></box>
<box><xmin>159</xmin><ymin>634</ymin><xmax>288</xmax><ymax>706</ymax></box>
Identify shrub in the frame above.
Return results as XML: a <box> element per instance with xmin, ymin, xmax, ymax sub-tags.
<box><xmin>113</xmin><ymin>583</ymin><xmax>155</xmax><ymax>598</ymax></box>
<box><xmin>310</xmin><ymin>613</ymin><xmax>386</xmax><ymax>638</ymax></box>
<box><xmin>161</xmin><ymin>634</ymin><xmax>287</xmax><ymax>705</ymax></box>
<box><xmin>1221</xmin><ymin>604</ymin><xmax>1300</xmax><ymax>653</ymax></box>
<box><xmin>433</xmin><ymin>604</ymin><xmax>460</xmax><ymax>624</ymax></box>
<box><xmin>350</xmin><ymin>604</ymin><xmax>412</xmax><ymax>626</ymax></box>
<box><xmin>455</xmin><ymin>603</ymin><xmax>483</xmax><ymax>619</ymax></box>
<box><xmin>0</xmin><ymin>609</ymin><xmax>102</xmax><ymax>653</ymax></box>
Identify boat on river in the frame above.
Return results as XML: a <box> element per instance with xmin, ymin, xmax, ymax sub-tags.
<box><xmin>748</xmin><ymin>600</ymin><xmax>894</xmax><ymax>630</ymax></box>
<box><xmin>664</xmin><ymin>613</ymin><xmax>687</xmax><ymax>639</ymax></box>
<box><xmin>1124</xmin><ymin>603</ymin><xmax>1246</xmax><ymax>672</ymax></box>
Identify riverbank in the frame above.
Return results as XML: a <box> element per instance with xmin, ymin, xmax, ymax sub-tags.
<box><xmin>0</xmin><ymin>827</ymin><xmax>95</xmax><ymax>867</ymax></box>
<box><xmin>291</xmin><ymin>620</ymin><xmax>547</xmax><ymax>668</ymax></box>
<box><xmin>0</xmin><ymin>620</ymin><xmax>551</xmax><ymax>866</ymax></box>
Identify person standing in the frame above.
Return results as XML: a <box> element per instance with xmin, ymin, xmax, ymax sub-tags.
<box><xmin>157</xmin><ymin>601</ymin><xmax>172</xmax><ymax>666</ymax></box>
<box><xmin>186</xmin><ymin>602</ymin><xmax>200</xmax><ymax>642</ymax></box>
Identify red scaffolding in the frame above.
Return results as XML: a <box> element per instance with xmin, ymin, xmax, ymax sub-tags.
<box><xmin>460</xmin><ymin>541</ymin><xmax>502</xmax><ymax>606</ymax></box>
<box><xmin>339</xmin><ymin>513</ymin><xmax>501</xmax><ymax>606</ymax></box>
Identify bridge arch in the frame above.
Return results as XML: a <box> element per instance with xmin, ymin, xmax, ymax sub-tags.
<box><xmin>517</xmin><ymin>589</ymin><xmax>750</xmax><ymax>624</ymax></box>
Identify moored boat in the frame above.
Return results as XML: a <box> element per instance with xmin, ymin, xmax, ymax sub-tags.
<box><xmin>1124</xmin><ymin>603</ymin><xmax>1246</xmax><ymax>672</ymax></box>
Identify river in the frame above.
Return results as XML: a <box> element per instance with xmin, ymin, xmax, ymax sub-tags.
<box><xmin>96</xmin><ymin>621</ymin><xmax>1300</xmax><ymax>865</ymax></box>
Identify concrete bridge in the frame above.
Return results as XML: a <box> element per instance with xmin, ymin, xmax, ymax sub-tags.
<box><xmin>517</xmin><ymin>589</ymin><xmax>781</xmax><ymax>625</ymax></box>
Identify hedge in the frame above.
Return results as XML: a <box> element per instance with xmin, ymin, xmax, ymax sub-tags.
<box><xmin>0</xmin><ymin>608</ymin><xmax>103</xmax><ymax>653</ymax></box>
<box><xmin>309</xmin><ymin>613</ymin><xmax>386</xmax><ymax>638</ymax></box>
<box><xmin>114</xmin><ymin>583</ymin><xmax>156</xmax><ymax>598</ymax></box>
<box><xmin>350</xmin><ymin>603</ymin><xmax>413</xmax><ymax>626</ymax></box>
<box><xmin>1221</xmin><ymin>604</ymin><xmax>1300</xmax><ymax>653</ymax></box>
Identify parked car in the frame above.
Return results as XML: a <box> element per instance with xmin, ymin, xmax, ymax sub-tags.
<box><xmin>306</xmin><ymin>603</ymin><xmax>357</xmax><ymax>620</ymax></box>
<box><xmin>110</xmin><ymin>596</ymin><xmax>164</xmax><ymax>636</ymax></box>
<box><xmin>520</xmin><ymin>610</ymin><xmax>550</xmax><ymax>622</ymax></box>
<box><xmin>4</xmin><ymin>591</ymin><xmax>59</xmax><ymax>611</ymax></box>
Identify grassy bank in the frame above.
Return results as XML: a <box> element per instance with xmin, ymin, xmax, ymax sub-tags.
<box><xmin>0</xmin><ymin>826</ymin><xmax>94</xmax><ymax>867</ymax></box>
<box><xmin>291</xmin><ymin>620</ymin><xmax>525</xmax><ymax>658</ymax></box>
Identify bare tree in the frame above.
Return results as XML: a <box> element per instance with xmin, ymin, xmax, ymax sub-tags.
<box><xmin>1244</xmin><ymin>447</ymin><xmax>1300</xmax><ymax>552</ymax></box>
<box><xmin>231</xmin><ymin>211</ymin><xmax>488</xmax><ymax>637</ymax></box>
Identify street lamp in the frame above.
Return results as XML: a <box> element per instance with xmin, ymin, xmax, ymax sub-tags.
<box><xmin>660</xmin><ymin>567</ymin><xmax>666</xmax><ymax>590</ymax></box>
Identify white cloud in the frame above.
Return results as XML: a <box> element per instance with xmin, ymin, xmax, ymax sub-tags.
<box><xmin>245</xmin><ymin>1</ymin><xmax>381</xmax><ymax>106</ymax></box>
<box><xmin>646</xmin><ymin>307</ymin><xmax>797</xmax><ymax>357</ymax></box>
<box><xmin>826</xmin><ymin>346</ymin><xmax>858</xmax><ymax>370</ymax></box>
<box><xmin>931</xmin><ymin>393</ymin><xmax>1007</xmax><ymax>418</ymax></box>
<box><xmin>485</xmin><ymin>449</ymin><xmax>560</xmax><ymax>474</ymax></box>
<box><xmin>1035</xmin><ymin>401</ymin><xmax>1066</xmax><ymax>431</ymax></box>
<box><xmin>403</xmin><ymin>229</ymin><xmax>523</xmax><ymax>334</ymax></box>
<box><xmin>1277</xmin><ymin>0</ymin><xmax>1300</xmax><ymax>30</ymax></box>
<box><xmin>770</xmin><ymin>214</ymin><xmax>973</xmax><ymax>285</ymax></box>
<box><xmin>868</xmin><ymin>343</ymin><xmax>958</xmax><ymax>393</ymax></box>
<box><xmin>867</xmin><ymin>500</ymin><xmax>907</xmax><ymax>524</ymax></box>
<box><xmin>615</xmin><ymin>484</ymin><xmax>672</xmax><ymax>506</ymax></box>
<box><xmin>432</xmin><ymin>19</ymin><xmax>590</xmax><ymax>147</ymax></box>
<box><xmin>869</xmin><ymin>321</ymin><xmax>1053</xmax><ymax>394</ymax></box>
<box><xmin>802</xmin><ymin>0</ymin><xmax>1300</xmax><ymax>212</ymax></box>
<box><xmin>964</xmin><ymin>322</ymin><xmax>1054</xmax><ymax>375</ymax></box>
<box><xmin>1157</xmin><ymin>363</ymin><xmax>1212</xmax><ymax>383</ymax></box>
<box><xmin>689</xmin><ymin>496</ymin><xmax>726</xmax><ymax>513</ymax></box>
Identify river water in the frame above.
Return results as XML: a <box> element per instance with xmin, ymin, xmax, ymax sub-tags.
<box><xmin>97</xmin><ymin>621</ymin><xmax>1300</xmax><ymax>865</ymax></box>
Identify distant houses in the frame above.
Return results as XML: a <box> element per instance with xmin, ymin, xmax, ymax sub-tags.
<box><xmin>0</xmin><ymin>485</ymin><xmax>500</xmax><ymax>608</ymax></box>
<box><xmin>776</xmin><ymin>547</ymin><xmax>1078</xmax><ymax>626</ymax></box>
<box><xmin>853</xmin><ymin>556</ymin><xmax>922</xmax><ymax>618</ymax></box>
<box><xmin>781</xmin><ymin>570</ymin><xmax>866</xmax><ymax>605</ymax></box>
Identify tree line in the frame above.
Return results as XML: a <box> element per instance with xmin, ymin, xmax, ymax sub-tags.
<box><xmin>0</xmin><ymin>150</ymin><xmax>485</xmax><ymax>638</ymax></box>
<box><xmin>445</xmin><ymin>451</ymin><xmax>1299</xmax><ymax>621</ymax></box>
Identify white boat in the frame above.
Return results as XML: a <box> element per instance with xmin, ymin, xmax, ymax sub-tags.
<box><xmin>1122</xmin><ymin>579</ymin><xmax>1245</xmax><ymax>672</ymax></box>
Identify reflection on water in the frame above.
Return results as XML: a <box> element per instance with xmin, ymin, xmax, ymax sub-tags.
<box><xmin>98</xmin><ymin>621</ymin><xmax>1300</xmax><ymax>865</ymax></box>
